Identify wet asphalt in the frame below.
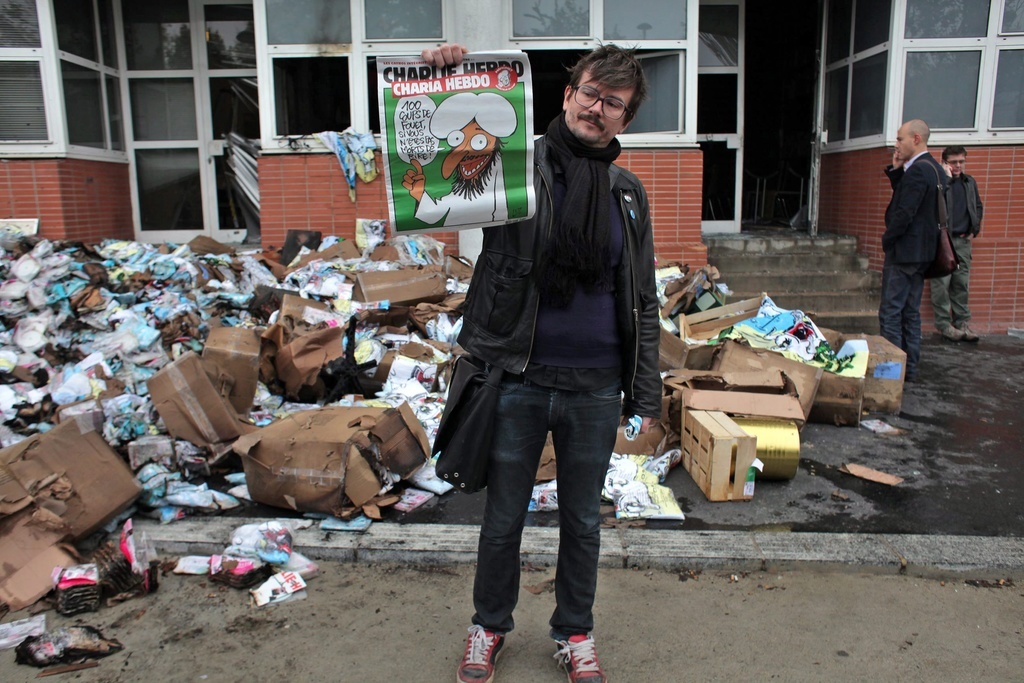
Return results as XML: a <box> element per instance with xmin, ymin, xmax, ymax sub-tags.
<box><xmin>390</xmin><ymin>333</ymin><xmax>1023</xmax><ymax>538</ymax></box>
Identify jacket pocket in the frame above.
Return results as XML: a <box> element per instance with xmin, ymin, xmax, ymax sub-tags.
<box><xmin>465</xmin><ymin>252</ymin><xmax>532</xmax><ymax>338</ymax></box>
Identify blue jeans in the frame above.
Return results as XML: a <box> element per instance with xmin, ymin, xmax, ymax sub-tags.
<box><xmin>879</xmin><ymin>258</ymin><xmax>928</xmax><ymax>378</ymax></box>
<box><xmin>471</xmin><ymin>376</ymin><xmax>621</xmax><ymax>640</ymax></box>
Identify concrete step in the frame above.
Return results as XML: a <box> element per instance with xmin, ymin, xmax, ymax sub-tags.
<box><xmin>810</xmin><ymin>311</ymin><xmax>881</xmax><ymax>334</ymax></box>
<box><xmin>720</xmin><ymin>270</ymin><xmax>880</xmax><ymax>293</ymax></box>
<box><xmin>729</xmin><ymin>290</ymin><xmax>879</xmax><ymax>314</ymax></box>
<box><xmin>710</xmin><ymin>252</ymin><xmax>871</xmax><ymax>273</ymax></box>
<box><xmin>705</xmin><ymin>232</ymin><xmax>860</xmax><ymax>256</ymax></box>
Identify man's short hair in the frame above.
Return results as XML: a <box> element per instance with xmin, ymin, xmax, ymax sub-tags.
<box><xmin>942</xmin><ymin>145</ymin><xmax>967</xmax><ymax>161</ymax></box>
<box><xmin>567</xmin><ymin>44</ymin><xmax>648</xmax><ymax>120</ymax></box>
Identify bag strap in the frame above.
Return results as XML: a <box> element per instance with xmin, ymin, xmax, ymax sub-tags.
<box><xmin>928</xmin><ymin>161</ymin><xmax>948</xmax><ymax>229</ymax></box>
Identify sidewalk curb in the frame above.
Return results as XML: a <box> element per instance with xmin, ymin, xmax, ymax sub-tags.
<box><xmin>137</xmin><ymin>518</ymin><xmax>1024</xmax><ymax>577</ymax></box>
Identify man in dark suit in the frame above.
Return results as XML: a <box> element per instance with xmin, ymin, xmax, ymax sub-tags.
<box><xmin>879</xmin><ymin>119</ymin><xmax>947</xmax><ymax>382</ymax></box>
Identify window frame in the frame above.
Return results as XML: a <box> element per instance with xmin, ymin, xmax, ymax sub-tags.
<box><xmin>824</xmin><ymin>0</ymin><xmax>1024</xmax><ymax>154</ymax></box>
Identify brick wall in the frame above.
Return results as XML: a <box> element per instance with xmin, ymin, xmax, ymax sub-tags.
<box><xmin>0</xmin><ymin>158</ymin><xmax>133</xmax><ymax>242</ymax></box>
<box><xmin>820</xmin><ymin>146</ymin><xmax>1024</xmax><ymax>333</ymax></box>
<box><xmin>258</xmin><ymin>147</ymin><xmax>706</xmax><ymax>263</ymax></box>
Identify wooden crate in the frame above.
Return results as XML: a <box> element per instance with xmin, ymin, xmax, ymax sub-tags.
<box><xmin>681</xmin><ymin>409</ymin><xmax>757</xmax><ymax>502</ymax></box>
<box><xmin>680</xmin><ymin>294</ymin><xmax>764</xmax><ymax>341</ymax></box>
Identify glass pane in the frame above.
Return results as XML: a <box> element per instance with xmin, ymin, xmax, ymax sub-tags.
<box><xmin>54</xmin><ymin>0</ymin><xmax>97</xmax><ymax>62</ymax></box>
<box><xmin>1004</xmin><ymin>0</ymin><xmax>1024</xmax><ymax>33</ymax></box>
<box><xmin>136</xmin><ymin>149</ymin><xmax>203</xmax><ymax>231</ymax></box>
<box><xmin>700</xmin><ymin>141</ymin><xmax>735</xmax><ymax>220</ymax></box>
<box><xmin>365</xmin><ymin>0</ymin><xmax>441</xmax><ymax>40</ymax></box>
<box><xmin>825</xmin><ymin>66</ymin><xmax>849</xmax><ymax>141</ymax></box>
<box><xmin>630</xmin><ymin>54</ymin><xmax>681</xmax><ymax>133</ymax></box>
<box><xmin>850</xmin><ymin>52</ymin><xmax>886</xmax><ymax>137</ymax></box>
<box><xmin>993</xmin><ymin>50</ymin><xmax>1024</xmax><ymax>127</ymax></box>
<box><xmin>903</xmin><ymin>51</ymin><xmax>980</xmax><ymax>128</ymax></box>
<box><xmin>273</xmin><ymin>57</ymin><xmax>350</xmax><ymax>136</ymax></box>
<box><xmin>62</xmin><ymin>61</ymin><xmax>104</xmax><ymax>148</ymax></box>
<box><xmin>210</xmin><ymin>77</ymin><xmax>260</xmax><ymax>138</ymax></box>
<box><xmin>699</xmin><ymin>5</ymin><xmax>739</xmax><ymax>67</ymax></box>
<box><xmin>605</xmin><ymin>0</ymin><xmax>686</xmax><ymax>40</ymax></box>
<box><xmin>905</xmin><ymin>0</ymin><xmax>990</xmax><ymax>39</ymax></box>
<box><xmin>697</xmin><ymin>73</ymin><xmax>736</xmax><ymax>134</ymax></box>
<box><xmin>512</xmin><ymin>0</ymin><xmax>589</xmax><ymax>37</ymax></box>
<box><xmin>206</xmin><ymin>5</ymin><xmax>256</xmax><ymax>69</ymax></box>
<box><xmin>106</xmin><ymin>75</ymin><xmax>123</xmax><ymax>150</ymax></box>
<box><xmin>130</xmin><ymin>78</ymin><xmax>197</xmax><ymax>140</ymax></box>
<box><xmin>99</xmin><ymin>0</ymin><xmax>118</xmax><ymax>67</ymax></box>
<box><xmin>123</xmin><ymin>1</ymin><xmax>192</xmax><ymax>70</ymax></box>
<box><xmin>0</xmin><ymin>0</ymin><xmax>41</xmax><ymax>48</ymax></box>
<box><xmin>854</xmin><ymin>0</ymin><xmax>891</xmax><ymax>52</ymax></box>
<box><xmin>0</xmin><ymin>61</ymin><xmax>47</xmax><ymax>140</ymax></box>
<box><xmin>266</xmin><ymin>0</ymin><xmax>350</xmax><ymax>44</ymax></box>
<box><xmin>827</xmin><ymin>0</ymin><xmax>852</xmax><ymax>64</ymax></box>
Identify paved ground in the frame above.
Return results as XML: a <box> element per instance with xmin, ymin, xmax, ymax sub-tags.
<box><xmin>136</xmin><ymin>332</ymin><xmax>1024</xmax><ymax>575</ymax></box>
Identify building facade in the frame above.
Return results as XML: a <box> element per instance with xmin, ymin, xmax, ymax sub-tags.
<box><xmin>1</xmin><ymin>0</ymin><xmax>1022</xmax><ymax>332</ymax></box>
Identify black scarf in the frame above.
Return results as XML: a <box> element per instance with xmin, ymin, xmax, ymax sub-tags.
<box><xmin>537</xmin><ymin>113</ymin><xmax>622</xmax><ymax>308</ymax></box>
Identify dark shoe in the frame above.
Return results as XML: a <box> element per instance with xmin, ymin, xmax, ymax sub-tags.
<box><xmin>939</xmin><ymin>325</ymin><xmax>965</xmax><ymax>342</ymax></box>
<box><xmin>554</xmin><ymin>634</ymin><xmax>607</xmax><ymax>683</ymax></box>
<box><xmin>957</xmin><ymin>323</ymin><xmax>980</xmax><ymax>342</ymax></box>
<box><xmin>457</xmin><ymin>625</ymin><xmax>504</xmax><ymax>683</ymax></box>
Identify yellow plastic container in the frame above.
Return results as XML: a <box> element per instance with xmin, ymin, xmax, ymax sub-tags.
<box><xmin>731</xmin><ymin>418</ymin><xmax>801</xmax><ymax>480</ymax></box>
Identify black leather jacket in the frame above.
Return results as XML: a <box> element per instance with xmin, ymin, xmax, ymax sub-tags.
<box><xmin>457</xmin><ymin>137</ymin><xmax>662</xmax><ymax>419</ymax></box>
<box><xmin>946</xmin><ymin>172</ymin><xmax>983</xmax><ymax>237</ymax></box>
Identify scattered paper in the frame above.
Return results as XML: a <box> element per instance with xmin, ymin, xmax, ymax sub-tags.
<box><xmin>860</xmin><ymin>419</ymin><xmax>907</xmax><ymax>436</ymax></box>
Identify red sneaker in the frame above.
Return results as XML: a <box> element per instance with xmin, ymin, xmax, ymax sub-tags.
<box><xmin>457</xmin><ymin>625</ymin><xmax>504</xmax><ymax>683</ymax></box>
<box><xmin>554</xmin><ymin>634</ymin><xmax>607</xmax><ymax>683</ymax></box>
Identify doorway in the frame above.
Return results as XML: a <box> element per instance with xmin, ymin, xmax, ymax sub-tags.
<box><xmin>123</xmin><ymin>0</ymin><xmax>258</xmax><ymax>244</ymax></box>
<box><xmin>741</xmin><ymin>0</ymin><xmax>819</xmax><ymax>230</ymax></box>
<box><xmin>697</xmin><ymin>0</ymin><xmax>819</xmax><ymax>233</ymax></box>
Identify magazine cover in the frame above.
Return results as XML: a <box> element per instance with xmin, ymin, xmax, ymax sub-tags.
<box><xmin>377</xmin><ymin>51</ymin><xmax>535</xmax><ymax>234</ymax></box>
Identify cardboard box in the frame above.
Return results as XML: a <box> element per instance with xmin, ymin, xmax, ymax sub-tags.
<box><xmin>148</xmin><ymin>352</ymin><xmax>251</xmax><ymax>450</ymax></box>
<box><xmin>842</xmin><ymin>334</ymin><xmax>906</xmax><ymax>414</ymax></box>
<box><xmin>0</xmin><ymin>509</ymin><xmax>77</xmax><ymax>611</ymax></box>
<box><xmin>808</xmin><ymin>372</ymin><xmax>863</xmax><ymax>426</ymax></box>
<box><xmin>681</xmin><ymin>387</ymin><xmax>805</xmax><ymax>423</ymax></box>
<box><xmin>353</xmin><ymin>267</ymin><xmax>448</xmax><ymax>306</ymax></box>
<box><xmin>681</xmin><ymin>410</ymin><xmax>757</xmax><ymax>502</ymax></box>
<box><xmin>714</xmin><ymin>340</ymin><xmax>823</xmax><ymax>421</ymax></box>
<box><xmin>202</xmin><ymin>326</ymin><xmax>261</xmax><ymax>414</ymax></box>
<box><xmin>0</xmin><ymin>416</ymin><xmax>142</xmax><ymax>539</ymax></box>
<box><xmin>234</xmin><ymin>405</ymin><xmax>428</xmax><ymax>516</ymax></box>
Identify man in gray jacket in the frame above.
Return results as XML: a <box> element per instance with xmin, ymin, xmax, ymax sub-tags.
<box><xmin>931</xmin><ymin>145</ymin><xmax>983</xmax><ymax>342</ymax></box>
<box><xmin>421</xmin><ymin>43</ymin><xmax>661</xmax><ymax>683</ymax></box>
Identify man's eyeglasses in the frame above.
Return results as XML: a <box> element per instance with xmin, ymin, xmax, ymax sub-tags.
<box><xmin>572</xmin><ymin>85</ymin><xmax>631</xmax><ymax>120</ymax></box>
<box><xmin>946</xmin><ymin>159</ymin><xmax>966</xmax><ymax>165</ymax></box>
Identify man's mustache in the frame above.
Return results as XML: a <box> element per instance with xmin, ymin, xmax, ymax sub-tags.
<box><xmin>578</xmin><ymin>112</ymin><xmax>605</xmax><ymax>129</ymax></box>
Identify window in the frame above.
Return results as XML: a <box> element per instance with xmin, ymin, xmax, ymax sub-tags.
<box><xmin>265</xmin><ymin>0</ymin><xmax>351</xmax><ymax>44</ymax></box>
<box><xmin>55</xmin><ymin>0</ymin><xmax>123</xmax><ymax>152</ymax></box>
<box><xmin>825</xmin><ymin>0</ymin><xmax>889</xmax><ymax>143</ymax></box>
<box><xmin>123</xmin><ymin>2</ymin><xmax>192</xmax><ymax>71</ymax></box>
<box><xmin>364</xmin><ymin>0</ymin><xmax>442</xmax><ymax>40</ymax></box>
<box><xmin>274</xmin><ymin>57</ymin><xmax>350</xmax><ymax>136</ymax></box>
<box><xmin>130</xmin><ymin>79</ymin><xmax>197</xmax><ymax>140</ymax></box>
<box><xmin>1004</xmin><ymin>1</ymin><xmax>1024</xmax><ymax>33</ymax></box>
<box><xmin>993</xmin><ymin>49</ymin><xmax>1024</xmax><ymax>127</ymax></box>
<box><xmin>513</xmin><ymin>0</ymin><xmax>589</xmax><ymax>37</ymax></box>
<box><xmin>904</xmin><ymin>51</ymin><xmax>980</xmax><ymax>128</ymax></box>
<box><xmin>512</xmin><ymin>1</ymin><xmax>690</xmax><ymax>139</ymax></box>
<box><xmin>0</xmin><ymin>0</ymin><xmax>41</xmax><ymax>47</ymax></box>
<box><xmin>905</xmin><ymin>0</ymin><xmax>990</xmax><ymax>39</ymax></box>
<box><xmin>605</xmin><ymin>0</ymin><xmax>686</xmax><ymax>41</ymax></box>
<box><xmin>0</xmin><ymin>61</ymin><xmax>47</xmax><ymax>140</ymax></box>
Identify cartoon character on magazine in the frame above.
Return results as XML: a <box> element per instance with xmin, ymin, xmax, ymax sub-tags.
<box><xmin>402</xmin><ymin>92</ymin><xmax>518</xmax><ymax>226</ymax></box>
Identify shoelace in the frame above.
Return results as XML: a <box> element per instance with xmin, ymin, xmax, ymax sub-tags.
<box><xmin>555</xmin><ymin>637</ymin><xmax>601</xmax><ymax>673</ymax></box>
<box><xmin>464</xmin><ymin>625</ymin><xmax>496</xmax><ymax>665</ymax></box>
